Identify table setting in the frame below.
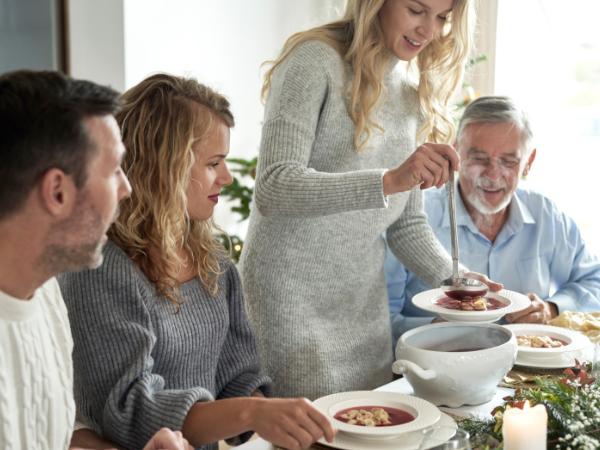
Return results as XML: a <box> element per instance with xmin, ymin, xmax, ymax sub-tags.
<box><xmin>274</xmin><ymin>323</ymin><xmax>594</xmax><ymax>450</ymax></box>
<box><xmin>240</xmin><ymin>311</ymin><xmax>600</xmax><ymax>450</ymax></box>
<box><xmin>235</xmin><ymin>174</ymin><xmax>599</xmax><ymax>450</ymax></box>
<box><xmin>236</xmin><ymin>314</ymin><xmax>598</xmax><ymax>450</ymax></box>
<box><xmin>310</xmin><ymin>390</ymin><xmax>456</xmax><ymax>450</ymax></box>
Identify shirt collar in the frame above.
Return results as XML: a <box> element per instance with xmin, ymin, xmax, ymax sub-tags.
<box><xmin>504</xmin><ymin>189</ymin><xmax>536</xmax><ymax>232</ymax></box>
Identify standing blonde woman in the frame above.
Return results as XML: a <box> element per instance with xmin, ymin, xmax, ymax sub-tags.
<box><xmin>59</xmin><ymin>74</ymin><xmax>334</xmax><ymax>450</ymax></box>
<box><xmin>240</xmin><ymin>0</ymin><xmax>498</xmax><ymax>399</ymax></box>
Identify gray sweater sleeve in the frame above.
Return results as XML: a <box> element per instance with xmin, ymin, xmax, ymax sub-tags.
<box><xmin>216</xmin><ymin>265</ymin><xmax>272</xmax><ymax>400</ymax></box>
<box><xmin>386</xmin><ymin>187</ymin><xmax>454</xmax><ymax>287</ymax></box>
<box><xmin>59</xmin><ymin>252</ymin><xmax>213</xmax><ymax>450</ymax></box>
<box><xmin>254</xmin><ymin>41</ymin><xmax>388</xmax><ymax>217</ymax></box>
<box><xmin>217</xmin><ymin>265</ymin><xmax>272</xmax><ymax>446</ymax></box>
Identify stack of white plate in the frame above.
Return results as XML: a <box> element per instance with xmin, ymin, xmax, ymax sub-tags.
<box><xmin>313</xmin><ymin>391</ymin><xmax>457</xmax><ymax>450</ymax></box>
<box><xmin>504</xmin><ymin>324</ymin><xmax>593</xmax><ymax>369</ymax></box>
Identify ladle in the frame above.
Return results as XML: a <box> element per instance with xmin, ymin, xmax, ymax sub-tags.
<box><xmin>439</xmin><ymin>170</ymin><xmax>488</xmax><ymax>300</ymax></box>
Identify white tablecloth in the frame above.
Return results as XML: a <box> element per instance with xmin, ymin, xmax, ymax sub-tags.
<box><xmin>375</xmin><ymin>377</ymin><xmax>513</xmax><ymax>419</ymax></box>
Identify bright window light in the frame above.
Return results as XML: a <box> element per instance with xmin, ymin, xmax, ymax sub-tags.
<box><xmin>495</xmin><ymin>0</ymin><xmax>600</xmax><ymax>253</ymax></box>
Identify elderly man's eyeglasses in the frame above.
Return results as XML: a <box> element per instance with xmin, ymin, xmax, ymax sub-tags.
<box><xmin>466</xmin><ymin>154</ymin><xmax>521</xmax><ymax>169</ymax></box>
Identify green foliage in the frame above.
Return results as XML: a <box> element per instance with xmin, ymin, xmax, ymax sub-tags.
<box><xmin>221</xmin><ymin>157</ymin><xmax>257</xmax><ymax>222</ymax></box>
<box><xmin>220</xmin><ymin>157</ymin><xmax>257</xmax><ymax>262</ymax></box>
<box><xmin>460</xmin><ymin>363</ymin><xmax>600</xmax><ymax>449</ymax></box>
<box><xmin>466</xmin><ymin>54</ymin><xmax>488</xmax><ymax>72</ymax></box>
<box><xmin>459</xmin><ymin>417</ymin><xmax>500</xmax><ymax>449</ymax></box>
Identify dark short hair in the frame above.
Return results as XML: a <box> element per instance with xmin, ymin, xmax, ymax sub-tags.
<box><xmin>0</xmin><ymin>70</ymin><xmax>120</xmax><ymax>219</ymax></box>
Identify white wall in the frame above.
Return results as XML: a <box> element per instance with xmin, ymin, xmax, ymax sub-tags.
<box><xmin>122</xmin><ymin>0</ymin><xmax>345</xmax><ymax>234</ymax></box>
<box><xmin>67</xmin><ymin>0</ymin><xmax>345</xmax><ymax>235</ymax></box>
<box><xmin>123</xmin><ymin>0</ymin><xmax>344</xmax><ymax>160</ymax></box>
<box><xmin>494</xmin><ymin>0</ymin><xmax>600</xmax><ymax>253</ymax></box>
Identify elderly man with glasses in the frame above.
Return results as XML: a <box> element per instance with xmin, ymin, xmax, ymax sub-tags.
<box><xmin>386</xmin><ymin>96</ymin><xmax>600</xmax><ymax>346</ymax></box>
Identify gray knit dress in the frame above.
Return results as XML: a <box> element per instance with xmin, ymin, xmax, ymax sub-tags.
<box><xmin>59</xmin><ymin>241</ymin><xmax>271</xmax><ymax>450</ymax></box>
<box><xmin>239</xmin><ymin>40</ymin><xmax>454</xmax><ymax>399</ymax></box>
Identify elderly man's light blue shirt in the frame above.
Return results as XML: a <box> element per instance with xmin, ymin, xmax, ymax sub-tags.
<box><xmin>386</xmin><ymin>185</ymin><xmax>600</xmax><ymax>345</ymax></box>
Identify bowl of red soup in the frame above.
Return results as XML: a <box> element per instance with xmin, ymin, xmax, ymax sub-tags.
<box><xmin>313</xmin><ymin>391</ymin><xmax>441</xmax><ymax>438</ymax></box>
<box><xmin>412</xmin><ymin>288</ymin><xmax>531</xmax><ymax>323</ymax></box>
<box><xmin>393</xmin><ymin>323</ymin><xmax>517</xmax><ymax>407</ymax></box>
<box><xmin>504</xmin><ymin>324</ymin><xmax>592</xmax><ymax>367</ymax></box>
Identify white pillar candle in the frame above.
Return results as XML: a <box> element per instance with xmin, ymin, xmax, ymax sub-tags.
<box><xmin>502</xmin><ymin>401</ymin><xmax>547</xmax><ymax>450</ymax></box>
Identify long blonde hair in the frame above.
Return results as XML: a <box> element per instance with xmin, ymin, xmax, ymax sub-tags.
<box><xmin>262</xmin><ymin>0</ymin><xmax>474</xmax><ymax>148</ymax></box>
<box><xmin>110</xmin><ymin>73</ymin><xmax>234</xmax><ymax>305</ymax></box>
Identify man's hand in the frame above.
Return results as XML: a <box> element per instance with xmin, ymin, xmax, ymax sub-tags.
<box><xmin>382</xmin><ymin>143</ymin><xmax>460</xmax><ymax>195</ymax></box>
<box><xmin>505</xmin><ymin>293</ymin><xmax>558</xmax><ymax>324</ymax></box>
<box><xmin>142</xmin><ymin>428</ymin><xmax>192</xmax><ymax>450</ymax></box>
<box><xmin>463</xmin><ymin>271</ymin><xmax>503</xmax><ymax>292</ymax></box>
<box><xmin>249</xmin><ymin>397</ymin><xmax>336</xmax><ymax>450</ymax></box>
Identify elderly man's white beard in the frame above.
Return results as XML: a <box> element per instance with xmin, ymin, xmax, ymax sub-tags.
<box><xmin>464</xmin><ymin>176</ymin><xmax>512</xmax><ymax>215</ymax></box>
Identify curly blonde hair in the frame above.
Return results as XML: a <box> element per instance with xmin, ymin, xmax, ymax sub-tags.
<box><xmin>110</xmin><ymin>73</ymin><xmax>234</xmax><ymax>305</ymax></box>
<box><xmin>262</xmin><ymin>0</ymin><xmax>474</xmax><ymax>148</ymax></box>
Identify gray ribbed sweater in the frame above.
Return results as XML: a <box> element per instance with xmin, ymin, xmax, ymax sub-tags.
<box><xmin>58</xmin><ymin>240</ymin><xmax>271</xmax><ymax>450</ymax></box>
<box><xmin>239</xmin><ymin>40</ymin><xmax>453</xmax><ymax>399</ymax></box>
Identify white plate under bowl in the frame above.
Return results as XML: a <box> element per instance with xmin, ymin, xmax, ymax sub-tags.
<box><xmin>316</xmin><ymin>412</ymin><xmax>457</xmax><ymax>450</ymax></box>
<box><xmin>515</xmin><ymin>354</ymin><xmax>577</xmax><ymax>369</ymax></box>
<box><xmin>504</xmin><ymin>324</ymin><xmax>590</xmax><ymax>359</ymax></box>
<box><xmin>412</xmin><ymin>288</ymin><xmax>530</xmax><ymax>323</ymax></box>
<box><xmin>514</xmin><ymin>345</ymin><xmax>593</xmax><ymax>369</ymax></box>
<box><xmin>313</xmin><ymin>391</ymin><xmax>441</xmax><ymax>439</ymax></box>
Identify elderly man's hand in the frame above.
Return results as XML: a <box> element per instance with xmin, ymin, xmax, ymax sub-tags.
<box><xmin>463</xmin><ymin>271</ymin><xmax>503</xmax><ymax>292</ymax></box>
<box><xmin>505</xmin><ymin>293</ymin><xmax>558</xmax><ymax>324</ymax></box>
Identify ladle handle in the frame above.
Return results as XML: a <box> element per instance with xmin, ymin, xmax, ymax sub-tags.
<box><xmin>448</xmin><ymin>170</ymin><xmax>459</xmax><ymax>283</ymax></box>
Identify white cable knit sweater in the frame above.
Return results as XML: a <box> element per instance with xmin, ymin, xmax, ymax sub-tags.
<box><xmin>0</xmin><ymin>278</ymin><xmax>75</xmax><ymax>450</ymax></box>
<box><xmin>240</xmin><ymin>40</ymin><xmax>454</xmax><ymax>399</ymax></box>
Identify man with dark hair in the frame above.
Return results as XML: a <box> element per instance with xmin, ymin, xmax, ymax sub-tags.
<box><xmin>0</xmin><ymin>70</ymin><xmax>120</xmax><ymax>220</ymax></box>
<box><xmin>0</xmin><ymin>70</ymin><xmax>190</xmax><ymax>450</ymax></box>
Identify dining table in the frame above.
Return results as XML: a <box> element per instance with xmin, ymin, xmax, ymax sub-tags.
<box><xmin>233</xmin><ymin>314</ymin><xmax>598</xmax><ymax>450</ymax></box>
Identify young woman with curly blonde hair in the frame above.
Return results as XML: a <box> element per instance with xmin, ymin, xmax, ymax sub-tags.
<box><xmin>241</xmin><ymin>0</ymin><xmax>499</xmax><ymax>399</ymax></box>
<box><xmin>59</xmin><ymin>74</ymin><xmax>334</xmax><ymax>450</ymax></box>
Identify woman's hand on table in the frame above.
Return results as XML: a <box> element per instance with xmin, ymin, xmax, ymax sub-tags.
<box><xmin>249</xmin><ymin>397</ymin><xmax>336</xmax><ymax>450</ymax></box>
<box><xmin>382</xmin><ymin>143</ymin><xmax>460</xmax><ymax>195</ymax></box>
<box><xmin>505</xmin><ymin>293</ymin><xmax>558</xmax><ymax>324</ymax></box>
